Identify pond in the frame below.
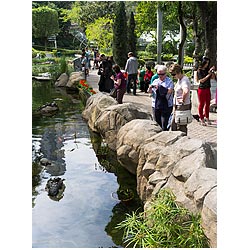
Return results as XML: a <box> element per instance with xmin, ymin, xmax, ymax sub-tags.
<box><xmin>32</xmin><ymin>80</ymin><xmax>142</xmax><ymax>248</ymax></box>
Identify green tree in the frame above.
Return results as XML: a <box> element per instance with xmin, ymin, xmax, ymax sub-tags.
<box><xmin>32</xmin><ymin>6</ymin><xmax>59</xmax><ymax>50</ymax></box>
<box><xmin>197</xmin><ymin>1</ymin><xmax>217</xmax><ymax>67</ymax></box>
<box><xmin>67</xmin><ymin>1</ymin><xmax>116</xmax><ymax>31</ymax></box>
<box><xmin>127</xmin><ymin>11</ymin><xmax>137</xmax><ymax>56</ymax></box>
<box><xmin>190</xmin><ymin>2</ymin><xmax>204</xmax><ymax>67</ymax></box>
<box><xmin>135</xmin><ymin>2</ymin><xmax>179</xmax><ymax>43</ymax></box>
<box><xmin>135</xmin><ymin>1</ymin><xmax>157</xmax><ymax>41</ymax></box>
<box><xmin>134</xmin><ymin>1</ymin><xmax>217</xmax><ymax>66</ymax></box>
<box><xmin>112</xmin><ymin>2</ymin><xmax>127</xmax><ymax>68</ymax></box>
<box><xmin>85</xmin><ymin>17</ymin><xmax>113</xmax><ymax>51</ymax></box>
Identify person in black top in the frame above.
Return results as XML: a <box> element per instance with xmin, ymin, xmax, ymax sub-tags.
<box><xmin>98</xmin><ymin>54</ymin><xmax>114</xmax><ymax>93</ymax></box>
<box><xmin>197</xmin><ymin>57</ymin><xmax>216</xmax><ymax>126</ymax></box>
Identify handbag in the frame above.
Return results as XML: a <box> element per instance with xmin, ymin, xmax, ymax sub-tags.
<box><xmin>110</xmin><ymin>88</ymin><xmax>117</xmax><ymax>98</ymax></box>
<box><xmin>174</xmin><ymin>104</ymin><xmax>192</xmax><ymax>125</ymax></box>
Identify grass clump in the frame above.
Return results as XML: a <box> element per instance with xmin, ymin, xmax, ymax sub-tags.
<box><xmin>116</xmin><ymin>189</ymin><xmax>209</xmax><ymax>248</ymax></box>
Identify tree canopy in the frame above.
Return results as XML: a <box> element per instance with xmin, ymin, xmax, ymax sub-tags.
<box><xmin>32</xmin><ymin>1</ymin><xmax>217</xmax><ymax>66</ymax></box>
<box><xmin>32</xmin><ymin>6</ymin><xmax>59</xmax><ymax>37</ymax></box>
<box><xmin>85</xmin><ymin>17</ymin><xmax>113</xmax><ymax>52</ymax></box>
<box><xmin>32</xmin><ymin>6</ymin><xmax>59</xmax><ymax>49</ymax></box>
<box><xmin>112</xmin><ymin>1</ymin><xmax>128</xmax><ymax>67</ymax></box>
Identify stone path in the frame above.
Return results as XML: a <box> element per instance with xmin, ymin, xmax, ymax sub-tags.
<box><xmin>85</xmin><ymin>69</ymin><xmax>217</xmax><ymax>149</ymax></box>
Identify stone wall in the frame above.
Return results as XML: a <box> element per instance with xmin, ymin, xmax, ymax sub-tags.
<box><xmin>82</xmin><ymin>93</ymin><xmax>217</xmax><ymax>247</ymax></box>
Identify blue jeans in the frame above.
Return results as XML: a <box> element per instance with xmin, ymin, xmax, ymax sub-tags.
<box><xmin>155</xmin><ymin>106</ymin><xmax>173</xmax><ymax>131</ymax></box>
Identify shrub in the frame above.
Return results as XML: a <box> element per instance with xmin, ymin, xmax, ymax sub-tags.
<box><xmin>137</xmin><ymin>59</ymin><xmax>145</xmax><ymax>67</ymax></box>
<box><xmin>184</xmin><ymin>56</ymin><xmax>193</xmax><ymax>64</ymax></box>
<box><xmin>78</xmin><ymin>79</ymin><xmax>96</xmax><ymax>95</ymax></box>
<box><xmin>116</xmin><ymin>189</ymin><xmax>209</xmax><ymax>248</ymax></box>
<box><xmin>59</xmin><ymin>56</ymin><xmax>68</xmax><ymax>74</ymax></box>
<box><xmin>137</xmin><ymin>51</ymin><xmax>156</xmax><ymax>61</ymax></box>
<box><xmin>143</xmin><ymin>57</ymin><xmax>156</xmax><ymax>62</ymax></box>
<box><xmin>162</xmin><ymin>53</ymin><xmax>174</xmax><ymax>61</ymax></box>
<box><xmin>145</xmin><ymin>41</ymin><xmax>157</xmax><ymax>54</ymax></box>
<box><xmin>183</xmin><ymin>69</ymin><xmax>192</xmax><ymax>78</ymax></box>
<box><xmin>137</xmin><ymin>51</ymin><xmax>148</xmax><ymax>58</ymax></box>
<box><xmin>32</xmin><ymin>48</ymin><xmax>38</xmax><ymax>58</ymax></box>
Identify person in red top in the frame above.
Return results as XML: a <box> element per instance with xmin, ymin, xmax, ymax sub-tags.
<box><xmin>144</xmin><ymin>65</ymin><xmax>154</xmax><ymax>93</ymax></box>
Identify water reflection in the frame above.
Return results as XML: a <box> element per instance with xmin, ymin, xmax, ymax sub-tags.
<box><xmin>40</xmin><ymin>126</ymin><xmax>66</xmax><ymax>176</ymax></box>
<box><xmin>32</xmin><ymin>80</ymin><xmax>142</xmax><ymax>247</ymax></box>
<box><xmin>89</xmin><ymin>130</ymin><xmax>144</xmax><ymax>247</ymax></box>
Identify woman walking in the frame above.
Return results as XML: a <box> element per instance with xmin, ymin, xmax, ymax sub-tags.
<box><xmin>197</xmin><ymin>57</ymin><xmax>216</xmax><ymax>126</ymax></box>
<box><xmin>110</xmin><ymin>64</ymin><xmax>126</xmax><ymax>104</ymax></box>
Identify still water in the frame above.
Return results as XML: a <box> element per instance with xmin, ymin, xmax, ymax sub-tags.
<box><xmin>32</xmin><ymin>80</ymin><xmax>141</xmax><ymax>248</ymax></box>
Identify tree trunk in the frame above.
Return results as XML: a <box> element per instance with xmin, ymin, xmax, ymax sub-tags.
<box><xmin>178</xmin><ymin>2</ymin><xmax>187</xmax><ymax>67</ymax></box>
<box><xmin>44</xmin><ymin>37</ymin><xmax>47</xmax><ymax>51</ymax></box>
<box><xmin>197</xmin><ymin>1</ymin><xmax>217</xmax><ymax>67</ymax></box>
<box><xmin>192</xmin><ymin>4</ymin><xmax>203</xmax><ymax>70</ymax></box>
<box><xmin>156</xmin><ymin>4</ymin><xmax>163</xmax><ymax>64</ymax></box>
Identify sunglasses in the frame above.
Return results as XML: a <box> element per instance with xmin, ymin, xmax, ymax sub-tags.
<box><xmin>171</xmin><ymin>73</ymin><xmax>176</xmax><ymax>76</ymax></box>
<box><xmin>157</xmin><ymin>73</ymin><xmax>166</xmax><ymax>76</ymax></box>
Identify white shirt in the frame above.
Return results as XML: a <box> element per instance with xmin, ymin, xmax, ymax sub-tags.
<box><xmin>174</xmin><ymin>75</ymin><xmax>191</xmax><ymax>105</ymax></box>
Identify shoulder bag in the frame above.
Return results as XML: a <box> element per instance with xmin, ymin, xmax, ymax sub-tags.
<box><xmin>175</xmin><ymin>103</ymin><xmax>192</xmax><ymax>125</ymax></box>
<box><xmin>110</xmin><ymin>88</ymin><xmax>117</xmax><ymax>98</ymax></box>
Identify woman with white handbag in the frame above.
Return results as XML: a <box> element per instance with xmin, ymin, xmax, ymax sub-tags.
<box><xmin>169</xmin><ymin>64</ymin><xmax>192</xmax><ymax>135</ymax></box>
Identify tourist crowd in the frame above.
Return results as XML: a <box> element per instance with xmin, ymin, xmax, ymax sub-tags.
<box><xmin>80</xmin><ymin>47</ymin><xmax>217</xmax><ymax>135</ymax></box>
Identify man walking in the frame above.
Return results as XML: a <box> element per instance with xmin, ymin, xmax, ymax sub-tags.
<box><xmin>125</xmin><ymin>52</ymin><xmax>138</xmax><ymax>95</ymax></box>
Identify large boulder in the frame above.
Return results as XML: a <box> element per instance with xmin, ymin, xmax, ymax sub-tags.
<box><xmin>201</xmin><ymin>187</ymin><xmax>217</xmax><ymax>248</ymax></box>
<box><xmin>134</xmin><ymin>133</ymin><xmax>217</xmax><ymax>247</ymax></box>
<box><xmin>55</xmin><ymin>73</ymin><xmax>69</xmax><ymax>87</ymax></box>
<box><xmin>116</xmin><ymin>119</ymin><xmax>162</xmax><ymax>174</ymax></box>
<box><xmin>172</xmin><ymin>145</ymin><xmax>216</xmax><ymax>182</ymax></box>
<box><xmin>162</xmin><ymin>175</ymin><xmax>197</xmax><ymax>213</ymax></box>
<box><xmin>81</xmin><ymin>91</ymin><xmax>217</xmax><ymax>247</ymax></box>
<box><xmin>137</xmin><ymin>135</ymin><xmax>216</xmax><ymax>203</ymax></box>
<box><xmin>95</xmin><ymin>103</ymin><xmax>153</xmax><ymax>150</ymax></box>
<box><xmin>82</xmin><ymin>93</ymin><xmax>117</xmax><ymax>132</ymax></box>
<box><xmin>184</xmin><ymin>168</ymin><xmax>217</xmax><ymax>209</ymax></box>
<box><xmin>66</xmin><ymin>71</ymin><xmax>84</xmax><ymax>89</ymax></box>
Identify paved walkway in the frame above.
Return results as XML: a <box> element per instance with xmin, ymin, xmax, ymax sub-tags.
<box><xmin>85</xmin><ymin>69</ymin><xmax>217</xmax><ymax>149</ymax></box>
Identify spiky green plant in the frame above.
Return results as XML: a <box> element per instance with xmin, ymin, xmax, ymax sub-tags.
<box><xmin>116</xmin><ymin>189</ymin><xmax>209</xmax><ymax>248</ymax></box>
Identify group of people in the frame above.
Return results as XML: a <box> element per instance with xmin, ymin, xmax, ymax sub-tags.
<box><xmin>97</xmin><ymin>52</ymin><xmax>138</xmax><ymax>103</ymax></box>
<box><xmin>148</xmin><ymin>64</ymin><xmax>191</xmax><ymax>134</ymax></box>
<box><xmin>102</xmin><ymin>52</ymin><xmax>155</xmax><ymax>104</ymax></box>
<box><xmin>94</xmin><ymin>50</ymin><xmax>216</xmax><ymax>135</ymax></box>
<box><xmin>81</xmin><ymin>47</ymin><xmax>102</xmax><ymax>75</ymax></box>
<box><xmin>138</xmin><ymin>65</ymin><xmax>154</xmax><ymax>93</ymax></box>
<box><xmin>148</xmin><ymin>58</ymin><xmax>216</xmax><ymax>135</ymax></box>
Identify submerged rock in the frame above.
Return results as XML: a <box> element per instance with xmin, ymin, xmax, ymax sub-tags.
<box><xmin>45</xmin><ymin>177</ymin><xmax>65</xmax><ymax>200</ymax></box>
<box><xmin>36</xmin><ymin>102</ymin><xmax>59</xmax><ymax>116</ymax></box>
